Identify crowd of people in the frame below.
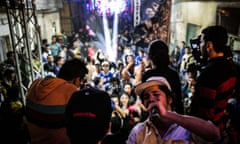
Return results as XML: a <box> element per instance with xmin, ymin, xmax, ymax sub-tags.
<box><xmin>0</xmin><ymin>25</ymin><xmax>239</xmax><ymax>144</ymax></box>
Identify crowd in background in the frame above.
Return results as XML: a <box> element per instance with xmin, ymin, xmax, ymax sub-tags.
<box><xmin>0</xmin><ymin>29</ymin><xmax>195</xmax><ymax>143</ymax></box>
<box><xmin>0</xmin><ymin>25</ymin><xmax>239</xmax><ymax>144</ymax></box>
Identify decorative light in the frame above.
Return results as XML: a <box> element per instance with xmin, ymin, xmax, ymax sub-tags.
<box><xmin>89</xmin><ymin>0</ymin><xmax>127</xmax><ymax>16</ymax></box>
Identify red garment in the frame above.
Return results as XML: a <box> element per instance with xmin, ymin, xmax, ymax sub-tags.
<box><xmin>190</xmin><ymin>57</ymin><xmax>237</xmax><ymax>129</ymax></box>
<box><xmin>88</xmin><ymin>47</ymin><xmax>95</xmax><ymax>59</ymax></box>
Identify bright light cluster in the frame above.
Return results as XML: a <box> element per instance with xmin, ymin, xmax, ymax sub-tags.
<box><xmin>89</xmin><ymin>0</ymin><xmax>127</xmax><ymax>16</ymax></box>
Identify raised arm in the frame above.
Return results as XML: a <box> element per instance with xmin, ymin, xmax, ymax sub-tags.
<box><xmin>150</xmin><ymin>101</ymin><xmax>221</xmax><ymax>142</ymax></box>
<box><xmin>166</xmin><ymin>112</ymin><xmax>220</xmax><ymax>141</ymax></box>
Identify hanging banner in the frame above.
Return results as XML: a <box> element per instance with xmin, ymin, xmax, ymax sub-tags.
<box><xmin>134</xmin><ymin>0</ymin><xmax>171</xmax><ymax>43</ymax></box>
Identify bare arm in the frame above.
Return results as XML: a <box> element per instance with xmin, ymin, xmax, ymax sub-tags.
<box><xmin>134</xmin><ymin>61</ymin><xmax>145</xmax><ymax>86</ymax></box>
<box><xmin>114</xmin><ymin>104</ymin><xmax>126</xmax><ymax>118</ymax></box>
<box><xmin>121</xmin><ymin>63</ymin><xmax>134</xmax><ymax>81</ymax></box>
<box><xmin>166</xmin><ymin>112</ymin><xmax>220</xmax><ymax>141</ymax></box>
<box><xmin>149</xmin><ymin>101</ymin><xmax>221</xmax><ymax>142</ymax></box>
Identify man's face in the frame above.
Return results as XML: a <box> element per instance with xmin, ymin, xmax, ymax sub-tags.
<box><xmin>145</xmin><ymin>8</ymin><xmax>155</xmax><ymax>18</ymax></box>
<box><xmin>9</xmin><ymin>54</ymin><xmax>15</xmax><ymax>61</ymax></box>
<box><xmin>124</xmin><ymin>84</ymin><xmax>132</xmax><ymax>94</ymax></box>
<box><xmin>102</xmin><ymin>64</ymin><xmax>109</xmax><ymax>73</ymax></box>
<box><xmin>52</xmin><ymin>37</ymin><xmax>56</xmax><ymax>43</ymax></box>
<box><xmin>142</xmin><ymin>85</ymin><xmax>171</xmax><ymax>111</ymax></box>
<box><xmin>200</xmin><ymin>34</ymin><xmax>209</xmax><ymax>61</ymax></box>
<box><xmin>46</xmin><ymin>45</ymin><xmax>50</xmax><ymax>52</ymax></box>
<box><xmin>47</xmin><ymin>55</ymin><xmax>54</xmax><ymax>62</ymax></box>
<box><xmin>73</xmin><ymin>41</ymin><xmax>79</xmax><ymax>48</ymax></box>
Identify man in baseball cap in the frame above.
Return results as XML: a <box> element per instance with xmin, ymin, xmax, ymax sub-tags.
<box><xmin>127</xmin><ymin>76</ymin><xmax>220</xmax><ymax>144</ymax></box>
<box><xmin>65</xmin><ymin>87</ymin><xmax>113</xmax><ymax>144</ymax></box>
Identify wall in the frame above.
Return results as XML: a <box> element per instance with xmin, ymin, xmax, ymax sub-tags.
<box><xmin>37</xmin><ymin>11</ymin><xmax>61</xmax><ymax>42</ymax></box>
<box><xmin>0</xmin><ymin>14</ymin><xmax>11</xmax><ymax>61</ymax></box>
<box><xmin>170</xmin><ymin>1</ymin><xmax>218</xmax><ymax>50</ymax></box>
<box><xmin>0</xmin><ymin>14</ymin><xmax>9</xmax><ymax>36</ymax></box>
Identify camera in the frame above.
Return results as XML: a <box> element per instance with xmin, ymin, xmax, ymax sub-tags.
<box><xmin>190</xmin><ymin>36</ymin><xmax>201</xmax><ymax>64</ymax></box>
<box><xmin>190</xmin><ymin>35</ymin><xmax>207</xmax><ymax>70</ymax></box>
<box><xmin>190</xmin><ymin>36</ymin><xmax>200</xmax><ymax>49</ymax></box>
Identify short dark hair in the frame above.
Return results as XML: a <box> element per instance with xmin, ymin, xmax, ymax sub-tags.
<box><xmin>148</xmin><ymin>39</ymin><xmax>170</xmax><ymax>67</ymax></box>
<box><xmin>54</xmin><ymin>56</ymin><xmax>63</xmax><ymax>63</ymax></box>
<box><xmin>57</xmin><ymin>58</ymin><xmax>88</xmax><ymax>81</ymax></box>
<box><xmin>6</xmin><ymin>51</ymin><xmax>14</xmax><ymax>57</ymax></box>
<box><xmin>201</xmin><ymin>25</ymin><xmax>228</xmax><ymax>53</ymax></box>
<box><xmin>123</xmin><ymin>81</ymin><xmax>133</xmax><ymax>88</ymax></box>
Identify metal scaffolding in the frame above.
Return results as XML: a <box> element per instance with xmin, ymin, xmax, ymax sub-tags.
<box><xmin>4</xmin><ymin>0</ymin><xmax>44</xmax><ymax>105</ymax></box>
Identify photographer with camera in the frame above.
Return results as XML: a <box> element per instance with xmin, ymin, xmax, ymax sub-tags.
<box><xmin>189</xmin><ymin>25</ymin><xmax>239</xmax><ymax>144</ymax></box>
